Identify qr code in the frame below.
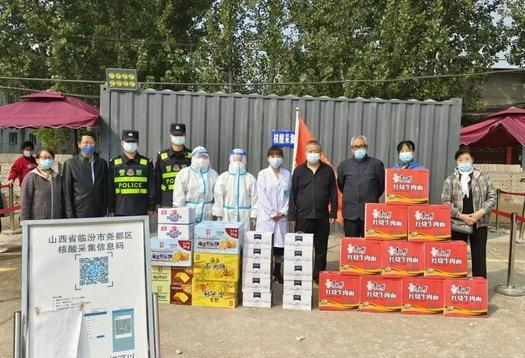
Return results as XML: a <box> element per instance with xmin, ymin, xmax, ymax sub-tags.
<box><xmin>79</xmin><ymin>256</ymin><xmax>109</xmax><ymax>286</ymax></box>
<box><xmin>114</xmin><ymin>315</ymin><xmax>133</xmax><ymax>339</ymax></box>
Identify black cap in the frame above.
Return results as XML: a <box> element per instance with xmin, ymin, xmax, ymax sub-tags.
<box><xmin>170</xmin><ymin>123</ymin><xmax>186</xmax><ymax>135</ymax></box>
<box><xmin>122</xmin><ymin>130</ymin><xmax>139</xmax><ymax>142</ymax></box>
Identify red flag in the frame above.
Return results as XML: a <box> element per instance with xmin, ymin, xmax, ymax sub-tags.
<box><xmin>293</xmin><ymin>110</ymin><xmax>343</xmax><ymax>224</ymax></box>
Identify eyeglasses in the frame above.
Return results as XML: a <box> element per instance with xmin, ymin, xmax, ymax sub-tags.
<box><xmin>80</xmin><ymin>141</ymin><xmax>95</xmax><ymax>145</ymax></box>
<box><xmin>351</xmin><ymin>144</ymin><xmax>367</xmax><ymax>150</ymax></box>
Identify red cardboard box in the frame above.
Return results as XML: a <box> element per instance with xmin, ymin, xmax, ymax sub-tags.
<box><xmin>340</xmin><ymin>237</ymin><xmax>382</xmax><ymax>275</ymax></box>
<box><xmin>385</xmin><ymin>169</ymin><xmax>429</xmax><ymax>205</ymax></box>
<box><xmin>382</xmin><ymin>241</ymin><xmax>424</xmax><ymax>277</ymax></box>
<box><xmin>444</xmin><ymin>278</ymin><xmax>488</xmax><ymax>317</ymax></box>
<box><xmin>401</xmin><ymin>277</ymin><xmax>444</xmax><ymax>315</ymax></box>
<box><xmin>424</xmin><ymin>241</ymin><xmax>468</xmax><ymax>278</ymax></box>
<box><xmin>408</xmin><ymin>205</ymin><xmax>451</xmax><ymax>241</ymax></box>
<box><xmin>360</xmin><ymin>277</ymin><xmax>403</xmax><ymax>313</ymax></box>
<box><xmin>365</xmin><ymin>203</ymin><xmax>408</xmax><ymax>241</ymax></box>
<box><xmin>318</xmin><ymin>272</ymin><xmax>360</xmax><ymax>311</ymax></box>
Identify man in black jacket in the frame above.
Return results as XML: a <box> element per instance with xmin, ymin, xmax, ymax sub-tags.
<box><xmin>289</xmin><ymin>140</ymin><xmax>338</xmax><ymax>283</ymax></box>
<box><xmin>63</xmin><ymin>131</ymin><xmax>108</xmax><ymax>218</ymax></box>
<box><xmin>337</xmin><ymin>134</ymin><xmax>385</xmax><ymax>237</ymax></box>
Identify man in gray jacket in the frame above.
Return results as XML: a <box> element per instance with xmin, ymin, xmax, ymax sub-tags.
<box><xmin>337</xmin><ymin>135</ymin><xmax>385</xmax><ymax>237</ymax></box>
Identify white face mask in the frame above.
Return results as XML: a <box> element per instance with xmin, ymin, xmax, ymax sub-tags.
<box><xmin>268</xmin><ymin>157</ymin><xmax>282</xmax><ymax>169</ymax></box>
<box><xmin>122</xmin><ymin>142</ymin><xmax>138</xmax><ymax>153</ymax></box>
<box><xmin>171</xmin><ymin>135</ymin><xmax>185</xmax><ymax>146</ymax></box>
<box><xmin>23</xmin><ymin>150</ymin><xmax>33</xmax><ymax>158</ymax></box>
<box><xmin>195</xmin><ymin>158</ymin><xmax>209</xmax><ymax>170</ymax></box>
<box><xmin>306</xmin><ymin>152</ymin><xmax>320</xmax><ymax>164</ymax></box>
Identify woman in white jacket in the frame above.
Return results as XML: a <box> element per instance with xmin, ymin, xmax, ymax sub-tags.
<box><xmin>256</xmin><ymin>146</ymin><xmax>290</xmax><ymax>283</ymax></box>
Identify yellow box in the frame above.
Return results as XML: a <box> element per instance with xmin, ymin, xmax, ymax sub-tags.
<box><xmin>157</xmin><ymin>292</ymin><xmax>170</xmax><ymax>304</ymax></box>
<box><xmin>151</xmin><ymin>265</ymin><xmax>171</xmax><ymax>274</ymax></box>
<box><xmin>191</xmin><ymin>280</ymin><xmax>239</xmax><ymax>309</ymax></box>
<box><xmin>152</xmin><ymin>280</ymin><xmax>171</xmax><ymax>293</ymax></box>
<box><xmin>193</xmin><ymin>253</ymin><xmax>240</xmax><ymax>282</ymax></box>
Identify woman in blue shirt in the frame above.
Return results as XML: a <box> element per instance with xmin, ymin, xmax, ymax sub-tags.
<box><xmin>393</xmin><ymin>140</ymin><xmax>425</xmax><ymax>169</ymax></box>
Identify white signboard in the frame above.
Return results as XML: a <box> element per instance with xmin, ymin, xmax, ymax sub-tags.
<box><xmin>22</xmin><ymin>217</ymin><xmax>156</xmax><ymax>358</ymax></box>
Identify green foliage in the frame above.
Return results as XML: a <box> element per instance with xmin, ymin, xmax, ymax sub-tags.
<box><xmin>32</xmin><ymin>128</ymin><xmax>71</xmax><ymax>152</ymax></box>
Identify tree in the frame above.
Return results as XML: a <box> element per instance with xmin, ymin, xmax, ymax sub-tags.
<box><xmin>506</xmin><ymin>0</ymin><xmax>525</xmax><ymax>67</ymax></box>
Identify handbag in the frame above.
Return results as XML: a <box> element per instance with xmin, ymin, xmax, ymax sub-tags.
<box><xmin>451</xmin><ymin>218</ymin><xmax>473</xmax><ymax>234</ymax></box>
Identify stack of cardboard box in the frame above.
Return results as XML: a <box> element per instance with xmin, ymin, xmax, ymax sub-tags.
<box><xmin>242</xmin><ymin>232</ymin><xmax>273</xmax><ymax>308</ymax></box>
<box><xmin>283</xmin><ymin>233</ymin><xmax>314</xmax><ymax>311</ymax></box>
<box><xmin>192</xmin><ymin>221</ymin><xmax>245</xmax><ymax>308</ymax></box>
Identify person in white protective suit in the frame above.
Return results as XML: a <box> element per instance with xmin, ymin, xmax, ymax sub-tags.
<box><xmin>212</xmin><ymin>148</ymin><xmax>258</xmax><ymax>230</ymax></box>
<box><xmin>172</xmin><ymin>146</ymin><xmax>219</xmax><ymax>223</ymax></box>
<box><xmin>256</xmin><ymin>146</ymin><xmax>290</xmax><ymax>283</ymax></box>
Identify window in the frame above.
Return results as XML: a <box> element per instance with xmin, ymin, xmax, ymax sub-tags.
<box><xmin>29</xmin><ymin>134</ymin><xmax>37</xmax><ymax>144</ymax></box>
<box><xmin>8</xmin><ymin>132</ymin><xmax>17</xmax><ymax>145</ymax></box>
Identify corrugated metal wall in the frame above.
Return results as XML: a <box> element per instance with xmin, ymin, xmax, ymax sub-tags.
<box><xmin>99</xmin><ymin>86</ymin><xmax>462</xmax><ymax>204</ymax></box>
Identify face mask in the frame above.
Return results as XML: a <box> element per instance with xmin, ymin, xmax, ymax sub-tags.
<box><xmin>39</xmin><ymin>159</ymin><xmax>54</xmax><ymax>171</ymax></box>
<box><xmin>457</xmin><ymin>161</ymin><xmax>473</xmax><ymax>174</ymax></box>
<box><xmin>268</xmin><ymin>157</ymin><xmax>282</xmax><ymax>169</ymax></box>
<box><xmin>171</xmin><ymin>136</ymin><xmax>185</xmax><ymax>146</ymax></box>
<box><xmin>306</xmin><ymin>152</ymin><xmax>320</xmax><ymax>164</ymax></box>
<box><xmin>399</xmin><ymin>151</ymin><xmax>413</xmax><ymax>163</ymax></box>
<box><xmin>123</xmin><ymin>142</ymin><xmax>138</xmax><ymax>153</ymax></box>
<box><xmin>23</xmin><ymin>150</ymin><xmax>33</xmax><ymax>158</ymax></box>
<box><xmin>354</xmin><ymin>148</ymin><xmax>367</xmax><ymax>160</ymax></box>
<box><xmin>81</xmin><ymin>144</ymin><xmax>96</xmax><ymax>156</ymax></box>
<box><xmin>195</xmin><ymin>158</ymin><xmax>209</xmax><ymax>170</ymax></box>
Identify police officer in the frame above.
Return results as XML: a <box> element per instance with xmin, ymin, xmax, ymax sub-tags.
<box><xmin>155</xmin><ymin>123</ymin><xmax>192</xmax><ymax>208</ymax></box>
<box><xmin>108</xmin><ymin>130</ymin><xmax>156</xmax><ymax>216</ymax></box>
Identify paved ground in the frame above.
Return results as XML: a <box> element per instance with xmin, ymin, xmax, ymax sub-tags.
<box><xmin>1</xmin><ymin>230</ymin><xmax>525</xmax><ymax>358</ymax></box>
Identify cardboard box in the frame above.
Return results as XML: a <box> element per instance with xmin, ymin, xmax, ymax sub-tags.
<box><xmin>192</xmin><ymin>280</ymin><xmax>239</xmax><ymax>309</ymax></box>
<box><xmin>193</xmin><ymin>252</ymin><xmax>240</xmax><ymax>282</ymax></box>
<box><xmin>283</xmin><ymin>246</ymin><xmax>314</xmax><ymax>262</ymax></box>
<box><xmin>283</xmin><ymin>279</ymin><xmax>312</xmax><ymax>292</ymax></box>
<box><xmin>242</xmin><ymin>272</ymin><xmax>272</xmax><ymax>291</ymax></box>
<box><xmin>150</xmin><ymin>237</ymin><xmax>192</xmax><ymax>267</ymax></box>
<box><xmin>340</xmin><ymin>237</ymin><xmax>382</xmax><ymax>275</ymax></box>
<box><xmin>401</xmin><ymin>277</ymin><xmax>445</xmax><ymax>315</ymax></box>
<box><xmin>157</xmin><ymin>224</ymin><xmax>194</xmax><ymax>241</ymax></box>
<box><xmin>242</xmin><ymin>289</ymin><xmax>272</xmax><ymax>308</ymax></box>
<box><xmin>283</xmin><ymin>260</ymin><xmax>313</xmax><ymax>280</ymax></box>
<box><xmin>244</xmin><ymin>231</ymin><xmax>273</xmax><ymax>248</ymax></box>
<box><xmin>171</xmin><ymin>284</ymin><xmax>192</xmax><ymax>305</ymax></box>
<box><xmin>171</xmin><ymin>267</ymin><xmax>193</xmax><ymax>285</ymax></box>
<box><xmin>359</xmin><ymin>277</ymin><xmax>403</xmax><ymax>313</ymax></box>
<box><xmin>284</xmin><ymin>233</ymin><xmax>314</xmax><ymax>248</ymax></box>
<box><xmin>158</xmin><ymin>207</ymin><xmax>195</xmax><ymax>224</ymax></box>
<box><xmin>151</xmin><ymin>265</ymin><xmax>171</xmax><ymax>274</ymax></box>
<box><xmin>385</xmin><ymin>169</ymin><xmax>429</xmax><ymax>205</ymax></box>
<box><xmin>242</xmin><ymin>257</ymin><xmax>272</xmax><ymax>275</ymax></box>
<box><xmin>424</xmin><ymin>241</ymin><xmax>468</xmax><ymax>278</ymax></box>
<box><xmin>152</xmin><ymin>280</ymin><xmax>171</xmax><ymax>304</ymax></box>
<box><xmin>318</xmin><ymin>272</ymin><xmax>360</xmax><ymax>311</ymax></box>
<box><xmin>408</xmin><ymin>205</ymin><xmax>451</xmax><ymax>241</ymax></box>
<box><xmin>194</xmin><ymin>221</ymin><xmax>245</xmax><ymax>255</ymax></box>
<box><xmin>444</xmin><ymin>278</ymin><xmax>488</xmax><ymax>317</ymax></box>
<box><xmin>382</xmin><ymin>241</ymin><xmax>424</xmax><ymax>277</ymax></box>
<box><xmin>283</xmin><ymin>291</ymin><xmax>312</xmax><ymax>311</ymax></box>
<box><xmin>365</xmin><ymin>204</ymin><xmax>408</xmax><ymax>241</ymax></box>
<box><xmin>243</xmin><ymin>245</ymin><xmax>272</xmax><ymax>259</ymax></box>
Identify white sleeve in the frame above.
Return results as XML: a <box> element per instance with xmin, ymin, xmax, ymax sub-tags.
<box><xmin>172</xmin><ymin>168</ymin><xmax>187</xmax><ymax>207</ymax></box>
<box><xmin>279</xmin><ymin>172</ymin><xmax>291</xmax><ymax>216</ymax></box>
<box><xmin>212</xmin><ymin>173</ymin><xmax>225</xmax><ymax>217</ymax></box>
<box><xmin>250</xmin><ymin>174</ymin><xmax>259</xmax><ymax>219</ymax></box>
<box><xmin>257</xmin><ymin>171</ymin><xmax>276</xmax><ymax>218</ymax></box>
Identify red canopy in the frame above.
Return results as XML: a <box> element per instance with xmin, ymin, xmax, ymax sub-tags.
<box><xmin>460</xmin><ymin>106</ymin><xmax>525</xmax><ymax>147</ymax></box>
<box><xmin>0</xmin><ymin>91</ymin><xmax>99</xmax><ymax>128</ymax></box>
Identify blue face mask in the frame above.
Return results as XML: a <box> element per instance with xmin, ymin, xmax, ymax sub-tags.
<box><xmin>81</xmin><ymin>144</ymin><xmax>96</xmax><ymax>156</ymax></box>
<box><xmin>457</xmin><ymin>162</ymin><xmax>473</xmax><ymax>174</ymax></box>
<box><xmin>399</xmin><ymin>151</ymin><xmax>413</xmax><ymax>163</ymax></box>
<box><xmin>39</xmin><ymin>159</ymin><xmax>54</xmax><ymax>171</ymax></box>
<box><xmin>306</xmin><ymin>152</ymin><xmax>320</xmax><ymax>164</ymax></box>
<box><xmin>354</xmin><ymin>148</ymin><xmax>367</xmax><ymax>160</ymax></box>
<box><xmin>123</xmin><ymin>142</ymin><xmax>138</xmax><ymax>153</ymax></box>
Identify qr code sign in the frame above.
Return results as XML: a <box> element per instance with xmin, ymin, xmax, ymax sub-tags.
<box><xmin>79</xmin><ymin>256</ymin><xmax>109</xmax><ymax>286</ymax></box>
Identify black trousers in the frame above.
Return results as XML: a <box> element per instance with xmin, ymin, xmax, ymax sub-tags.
<box><xmin>344</xmin><ymin>218</ymin><xmax>364</xmax><ymax>238</ymax></box>
<box><xmin>295</xmin><ymin>217</ymin><xmax>330</xmax><ymax>279</ymax></box>
<box><xmin>452</xmin><ymin>226</ymin><xmax>488</xmax><ymax>279</ymax></box>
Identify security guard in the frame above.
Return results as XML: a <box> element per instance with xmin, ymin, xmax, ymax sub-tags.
<box><xmin>108</xmin><ymin>130</ymin><xmax>156</xmax><ymax>216</ymax></box>
<box><xmin>155</xmin><ymin>123</ymin><xmax>192</xmax><ymax>207</ymax></box>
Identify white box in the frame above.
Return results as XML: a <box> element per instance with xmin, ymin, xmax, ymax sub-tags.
<box><xmin>150</xmin><ymin>237</ymin><xmax>192</xmax><ymax>267</ymax></box>
<box><xmin>242</xmin><ymin>272</ymin><xmax>272</xmax><ymax>291</ymax></box>
<box><xmin>283</xmin><ymin>260</ymin><xmax>313</xmax><ymax>280</ymax></box>
<box><xmin>244</xmin><ymin>231</ymin><xmax>273</xmax><ymax>248</ymax></box>
<box><xmin>284</xmin><ymin>246</ymin><xmax>314</xmax><ymax>262</ymax></box>
<box><xmin>242</xmin><ymin>289</ymin><xmax>272</xmax><ymax>308</ymax></box>
<box><xmin>242</xmin><ymin>257</ymin><xmax>272</xmax><ymax>275</ymax></box>
<box><xmin>157</xmin><ymin>224</ymin><xmax>194</xmax><ymax>241</ymax></box>
<box><xmin>157</xmin><ymin>207</ymin><xmax>195</xmax><ymax>224</ymax></box>
<box><xmin>283</xmin><ymin>279</ymin><xmax>313</xmax><ymax>292</ymax></box>
<box><xmin>243</xmin><ymin>245</ymin><xmax>272</xmax><ymax>259</ymax></box>
<box><xmin>283</xmin><ymin>291</ymin><xmax>312</xmax><ymax>311</ymax></box>
<box><xmin>285</xmin><ymin>233</ymin><xmax>314</xmax><ymax>247</ymax></box>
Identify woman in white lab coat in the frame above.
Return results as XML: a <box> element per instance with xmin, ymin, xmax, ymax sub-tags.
<box><xmin>256</xmin><ymin>146</ymin><xmax>290</xmax><ymax>283</ymax></box>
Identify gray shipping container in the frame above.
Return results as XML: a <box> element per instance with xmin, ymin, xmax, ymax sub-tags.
<box><xmin>99</xmin><ymin>86</ymin><xmax>461</xmax><ymax>204</ymax></box>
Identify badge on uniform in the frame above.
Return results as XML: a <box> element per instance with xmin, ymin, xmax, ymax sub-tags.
<box><xmin>166</xmin><ymin>165</ymin><xmax>172</xmax><ymax>172</ymax></box>
<box><xmin>136</xmin><ymin>169</ymin><xmax>143</xmax><ymax>176</ymax></box>
<box><xmin>119</xmin><ymin>169</ymin><xmax>125</xmax><ymax>176</ymax></box>
<box><xmin>127</xmin><ymin>169</ymin><xmax>135</xmax><ymax>176</ymax></box>
<box><xmin>173</xmin><ymin>164</ymin><xmax>181</xmax><ymax>171</ymax></box>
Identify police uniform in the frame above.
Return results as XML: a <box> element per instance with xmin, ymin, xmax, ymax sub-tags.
<box><xmin>107</xmin><ymin>130</ymin><xmax>156</xmax><ymax>216</ymax></box>
<box><xmin>155</xmin><ymin>123</ymin><xmax>192</xmax><ymax>207</ymax></box>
